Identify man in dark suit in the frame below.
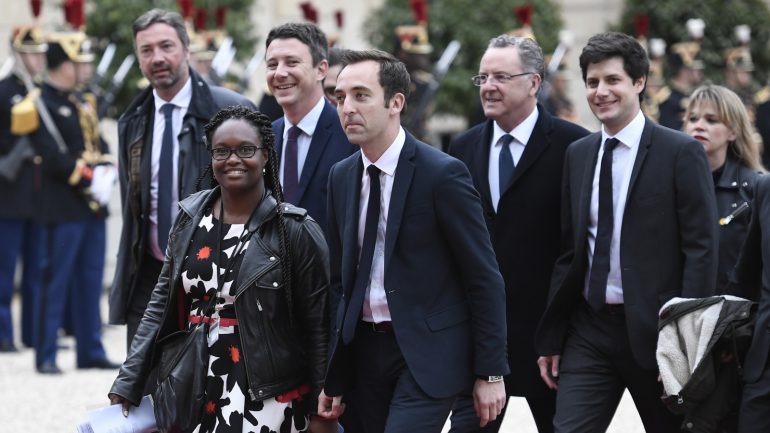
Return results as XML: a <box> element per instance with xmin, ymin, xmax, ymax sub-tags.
<box><xmin>266</xmin><ymin>23</ymin><xmax>357</xmax><ymax>234</ymax></box>
<box><xmin>535</xmin><ymin>32</ymin><xmax>718</xmax><ymax>432</ymax></box>
<box><xmin>318</xmin><ymin>49</ymin><xmax>509</xmax><ymax>433</ymax></box>
<box><xmin>448</xmin><ymin>35</ymin><xmax>589</xmax><ymax>433</ymax></box>
<box><xmin>726</xmin><ymin>175</ymin><xmax>770</xmax><ymax>433</ymax></box>
<box><xmin>108</xmin><ymin>9</ymin><xmax>255</xmax><ymax>346</ymax></box>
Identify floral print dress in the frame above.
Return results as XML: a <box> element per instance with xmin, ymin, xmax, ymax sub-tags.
<box><xmin>180</xmin><ymin>208</ymin><xmax>309</xmax><ymax>433</ymax></box>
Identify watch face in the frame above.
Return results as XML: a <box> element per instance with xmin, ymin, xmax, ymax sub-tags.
<box><xmin>488</xmin><ymin>375</ymin><xmax>504</xmax><ymax>382</ymax></box>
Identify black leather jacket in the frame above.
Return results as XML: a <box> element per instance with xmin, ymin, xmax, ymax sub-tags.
<box><xmin>715</xmin><ymin>155</ymin><xmax>763</xmax><ymax>292</ymax></box>
<box><xmin>108</xmin><ymin>68</ymin><xmax>256</xmax><ymax>325</ymax></box>
<box><xmin>110</xmin><ymin>187</ymin><xmax>329</xmax><ymax>410</ymax></box>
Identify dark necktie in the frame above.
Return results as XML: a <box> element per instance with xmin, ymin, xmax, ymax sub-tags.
<box><xmin>587</xmin><ymin>137</ymin><xmax>620</xmax><ymax>311</ymax></box>
<box><xmin>342</xmin><ymin>165</ymin><xmax>382</xmax><ymax>344</ymax></box>
<box><xmin>157</xmin><ymin>103</ymin><xmax>175</xmax><ymax>253</ymax></box>
<box><xmin>498</xmin><ymin>134</ymin><xmax>515</xmax><ymax>193</ymax></box>
<box><xmin>283</xmin><ymin>125</ymin><xmax>301</xmax><ymax>203</ymax></box>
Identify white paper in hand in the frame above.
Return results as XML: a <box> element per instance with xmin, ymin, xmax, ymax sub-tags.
<box><xmin>85</xmin><ymin>395</ymin><xmax>156</xmax><ymax>433</ymax></box>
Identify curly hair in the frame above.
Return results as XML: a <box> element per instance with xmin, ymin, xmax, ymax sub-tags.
<box><xmin>198</xmin><ymin>105</ymin><xmax>296</xmax><ymax>325</ymax></box>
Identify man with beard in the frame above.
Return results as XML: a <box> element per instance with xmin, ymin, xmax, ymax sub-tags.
<box><xmin>108</xmin><ymin>8</ymin><xmax>255</xmax><ymax>347</ymax></box>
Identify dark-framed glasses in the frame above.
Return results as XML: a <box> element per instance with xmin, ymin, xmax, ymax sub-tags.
<box><xmin>471</xmin><ymin>72</ymin><xmax>535</xmax><ymax>86</ymax></box>
<box><xmin>210</xmin><ymin>145</ymin><xmax>263</xmax><ymax>161</ymax></box>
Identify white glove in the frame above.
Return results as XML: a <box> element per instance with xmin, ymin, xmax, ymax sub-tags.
<box><xmin>90</xmin><ymin>164</ymin><xmax>117</xmax><ymax>206</ymax></box>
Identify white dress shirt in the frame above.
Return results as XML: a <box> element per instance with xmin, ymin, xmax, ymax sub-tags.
<box><xmin>149</xmin><ymin>78</ymin><xmax>192</xmax><ymax>261</ymax></box>
<box><xmin>584</xmin><ymin>110</ymin><xmax>645</xmax><ymax>304</ymax></box>
<box><xmin>488</xmin><ymin>107</ymin><xmax>538</xmax><ymax>211</ymax></box>
<box><xmin>279</xmin><ymin>96</ymin><xmax>325</xmax><ymax>185</ymax></box>
<box><xmin>360</xmin><ymin>127</ymin><xmax>406</xmax><ymax>323</ymax></box>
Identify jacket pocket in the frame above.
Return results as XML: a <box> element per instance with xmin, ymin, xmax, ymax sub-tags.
<box><xmin>425</xmin><ymin>303</ymin><xmax>470</xmax><ymax>332</ymax></box>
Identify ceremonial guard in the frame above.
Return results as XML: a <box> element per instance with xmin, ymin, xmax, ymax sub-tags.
<box><xmin>0</xmin><ymin>25</ymin><xmax>47</xmax><ymax>352</ymax></box>
<box><xmin>30</xmin><ymin>32</ymin><xmax>118</xmax><ymax>374</ymax></box>
<box><xmin>393</xmin><ymin>0</ymin><xmax>439</xmax><ymax>143</ymax></box>
<box><xmin>657</xmin><ymin>41</ymin><xmax>703</xmax><ymax>131</ymax></box>
<box><xmin>724</xmin><ymin>26</ymin><xmax>759</xmax><ymax>116</ymax></box>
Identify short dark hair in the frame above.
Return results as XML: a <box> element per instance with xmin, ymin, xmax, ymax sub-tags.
<box><xmin>133</xmin><ymin>9</ymin><xmax>189</xmax><ymax>49</ymax></box>
<box><xmin>266</xmin><ymin>22</ymin><xmax>328</xmax><ymax>66</ymax></box>
<box><xmin>340</xmin><ymin>49</ymin><xmax>411</xmax><ymax>106</ymax></box>
<box><xmin>328</xmin><ymin>47</ymin><xmax>345</xmax><ymax>68</ymax></box>
<box><xmin>579</xmin><ymin>32</ymin><xmax>649</xmax><ymax>101</ymax></box>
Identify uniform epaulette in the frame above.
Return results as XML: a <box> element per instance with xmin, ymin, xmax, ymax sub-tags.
<box><xmin>279</xmin><ymin>203</ymin><xmax>308</xmax><ymax>219</ymax></box>
<box><xmin>10</xmin><ymin>88</ymin><xmax>40</xmax><ymax>135</ymax></box>
<box><xmin>653</xmin><ymin>86</ymin><xmax>672</xmax><ymax>105</ymax></box>
<box><xmin>754</xmin><ymin>86</ymin><xmax>770</xmax><ymax>105</ymax></box>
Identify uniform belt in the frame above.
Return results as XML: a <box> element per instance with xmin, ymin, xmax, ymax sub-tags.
<box><xmin>360</xmin><ymin>320</ymin><xmax>393</xmax><ymax>333</ymax></box>
<box><xmin>189</xmin><ymin>315</ymin><xmax>239</xmax><ymax>327</ymax></box>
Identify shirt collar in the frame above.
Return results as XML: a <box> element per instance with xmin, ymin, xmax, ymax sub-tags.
<box><xmin>492</xmin><ymin>106</ymin><xmax>539</xmax><ymax>147</ymax></box>
<box><xmin>286</xmin><ymin>96</ymin><xmax>325</xmax><ymax>138</ymax></box>
<box><xmin>601</xmin><ymin>109</ymin><xmax>645</xmax><ymax>149</ymax></box>
<box><xmin>153</xmin><ymin>77</ymin><xmax>192</xmax><ymax>113</ymax></box>
<box><xmin>361</xmin><ymin>127</ymin><xmax>406</xmax><ymax>177</ymax></box>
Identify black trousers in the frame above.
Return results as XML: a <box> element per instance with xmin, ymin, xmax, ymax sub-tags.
<box><xmin>125</xmin><ymin>253</ymin><xmax>164</xmax><ymax>348</ymax></box>
<box><xmin>553</xmin><ymin>301</ymin><xmax>682</xmax><ymax>433</ymax></box>
<box><xmin>738</xmin><ymin>356</ymin><xmax>770</xmax><ymax>433</ymax></box>
<box><xmin>348</xmin><ymin>321</ymin><xmax>456</xmax><ymax>433</ymax></box>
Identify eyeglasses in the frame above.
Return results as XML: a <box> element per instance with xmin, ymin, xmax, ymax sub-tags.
<box><xmin>471</xmin><ymin>72</ymin><xmax>535</xmax><ymax>86</ymax></box>
<box><xmin>209</xmin><ymin>145</ymin><xmax>263</xmax><ymax>161</ymax></box>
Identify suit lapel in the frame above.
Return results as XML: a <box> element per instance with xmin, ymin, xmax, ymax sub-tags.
<box><xmin>473</xmin><ymin>121</ymin><xmax>494</xmax><ymax>210</ymax></box>
<box><xmin>342</xmin><ymin>158</ymin><xmax>363</xmax><ymax>296</ymax></box>
<box><xmin>273</xmin><ymin>118</ymin><xmax>285</xmax><ymax>161</ymax></box>
<box><xmin>296</xmin><ymin>102</ymin><xmax>335</xmax><ymax>203</ymax></box>
<box><xmin>577</xmin><ymin>134</ymin><xmax>603</xmax><ymax>232</ymax></box>
<box><xmin>384</xmin><ymin>135</ymin><xmax>416</xmax><ymax>268</ymax></box>
<box><xmin>626</xmin><ymin>118</ymin><xmax>653</xmax><ymax>200</ymax></box>
<box><xmin>506</xmin><ymin>109</ymin><xmax>551</xmax><ymax>189</ymax></box>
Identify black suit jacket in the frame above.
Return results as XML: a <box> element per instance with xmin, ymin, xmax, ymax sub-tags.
<box><xmin>324</xmin><ymin>132</ymin><xmax>509</xmax><ymax>399</ymax></box>
<box><xmin>727</xmin><ymin>175</ymin><xmax>770</xmax><ymax>383</ymax></box>
<box><xmin>448</xmin><ymin>107</ymin><xmax>589</xmax><ymax>391</ymax></box>
<box><xmin>273</xmin><ymin>100</ymin><xmax>357</xmax><ymax>234</ymax></box>
<box><xmin>536</xmin><ymin>118</ymin><xmax>718</xmax><ymax>370</ymax></box>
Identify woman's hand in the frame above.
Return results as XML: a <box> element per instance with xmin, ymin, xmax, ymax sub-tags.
<box><xmin>108</xmin><ymin>393</ymin><xmax>132</xmax><ymax>417</ymax></box>
<box><xmin>309</xmin><ymin>416</ymin><xmax>338</xmax><ymax>433</ymax></box>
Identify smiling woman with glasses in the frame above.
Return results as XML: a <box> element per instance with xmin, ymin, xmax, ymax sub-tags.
<box><xmin>471</xmin><ymin>71</ymin><xmax>535</xmax><ymax>86</ymax></box>
<box><xmin>209</xmin><ymin>144</ymin><xmax>265</xmax><ymax>161</ymax></box>
<box><xmin>109</xmin><ymin>105</ymin><xmax>333</xmax><ymax>433</ymax></box>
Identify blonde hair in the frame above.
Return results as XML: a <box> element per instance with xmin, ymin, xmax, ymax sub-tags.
<box><xmin>684</xmin><ymin>84</ymin><xmax>766</xmax><ymax>172</ymax></box>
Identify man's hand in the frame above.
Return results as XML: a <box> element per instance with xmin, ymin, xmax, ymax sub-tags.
<box><xmin>317</xmin><ymin>389</ymin><xmax>345</xmax><ymax>420</ymax></box>
<box><xmin>108</xmin><ymin>393</ymin><xmax>131</xmax><ymax>417</ymax></box>
<box><xmin>537</xmin><ymin>355</ymin><xmax>561</xmax><ymax>390</ymax></box>
<box><xmin>473</xmin><ymin>379</ymin><xmax>506</xmax><ymax>428</ymax></box>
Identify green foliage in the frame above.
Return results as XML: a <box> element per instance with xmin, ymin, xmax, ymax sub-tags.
<box><xmin>364</xmin><ymin>0</ymin><xmax>564</xmax><ymax>121</ymax></box>
<box><xmin>618</xmin><ymin>0</ymin><xmax>770</xmax><ymax>84</ymax></box>
<box><xmin>86</xmin><ymin>0</ymin><xmax>256</xmax><ymax>117</ymax></box>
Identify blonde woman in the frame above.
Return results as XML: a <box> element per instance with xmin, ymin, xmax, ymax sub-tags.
<box><xmin>683</xmin><ymin>84</ymin><xmax>765</xmax><ymax>292</ymax></box>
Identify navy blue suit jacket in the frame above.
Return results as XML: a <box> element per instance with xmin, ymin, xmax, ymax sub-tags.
<box><xmin>273</xmin><ymin>100</ymin><xmax>357</xmax><ymax>233</ymax></box>
<box><xmin>324</xmin><ymin>132</ymin><xmax>509</xmax><ymax>399</ymax></box>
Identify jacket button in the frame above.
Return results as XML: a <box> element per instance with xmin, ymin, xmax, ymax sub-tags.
<box><xmin>686</xmin><ymin>422</ymin><xmax>694</xmax><ymax>429</ymax></box>
<box><xmin>731</xmin><ymin>181</ymin><xmax>738</xmax><ymax>186</ymax></box>
<box><xmin>273</xmin><ymin>282</ymin><xmax>278</xmax><ymax>287</ymax></box>
<box><xmin>269</xmin><ymin>256</ymin><xmax>276</xmax><ymax>261</ymax></box>
<box><xmin>732</xmin><ymin>203</ymin><xmax>738</xmax><ymax>208</ymax></box>
<box><xmin>743</xmin><ymin>181</ymin><xmax>749</xmax><ymax>187</ymax></box>
<box><xmin>257</xmin><ymin>389</ymin><xmax>264</xmax><ymax>396</ymax></box>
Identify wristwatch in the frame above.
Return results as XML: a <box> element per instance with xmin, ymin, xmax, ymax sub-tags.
<box><xmin>477</xmin><ymin>375</ymin><xmax>504</xmax><ymax>383</ymax></box>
